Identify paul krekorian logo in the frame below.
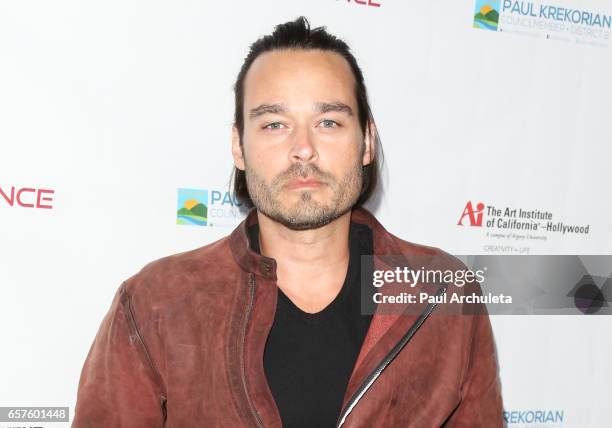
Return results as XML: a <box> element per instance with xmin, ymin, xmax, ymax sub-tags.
<box><xmin>474</xmin><ymin>0</ymin><xmax>501</xmax><ymax>31</ymax></box>
<box><xmin>177</xmin><ymin>188</ymin><xmax>244</xmax><ymax>227</ymax></box>
<box><xmin>177</xmin><ymin>188</ymin><xmax>208</xmax><ymax>226</ymax></box>
<box><xmin>472</xmin><ymin>0</ymin><xmax>611</xmax><ymax>47</ymax></box>
<box><xmin>503</xmin><ymin>409</ymin><xmax>564</xmax><ymax>426</ymax></box>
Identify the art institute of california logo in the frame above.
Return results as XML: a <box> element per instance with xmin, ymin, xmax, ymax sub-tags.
<box><xmin>177</xmin><ymin>188</ymin><xmax>208</xmax><ymax>226</ymax></box>
<box><xmin>473</xmin><ymin>0</ymin><xmax>501</xmax><ymax>31</ymax></box>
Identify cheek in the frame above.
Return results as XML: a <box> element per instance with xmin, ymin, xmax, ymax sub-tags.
<box><xmin>243</xmin><ymin>131</ymin><xmax>276</xmax><ymax>163</ymax></box>
<box><xmin>247</xmin><ymin>145</ymin><xmax>284</xmax><ymax>170</ymax></box>
<box><xmin>320</xmin><ymin>136</ymin><xmax>363</xmax><ymax>166</ymax></box>
<box><xmin>243</xmin><ymin>140</ymin><xmax>287</xmax><ymax>182</ymax></box>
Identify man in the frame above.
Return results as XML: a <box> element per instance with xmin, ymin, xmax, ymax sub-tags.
<box><xmin>73</xmin><ymin>17</ymin><xmax>503</xmax><ymax>427</ymax></box>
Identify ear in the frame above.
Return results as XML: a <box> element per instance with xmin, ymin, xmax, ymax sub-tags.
<box><xmin>232</xmin><ymin>126</ymin><xmax>245</xmax><ymax>171</ymax></box>
<box><xmin>362</xmin><ymin>122</ymin><xmax>376</xmax><ymax>166</ymax></box>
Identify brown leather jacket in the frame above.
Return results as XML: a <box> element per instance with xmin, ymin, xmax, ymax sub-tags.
<box><xmin>73</xmin><ymin>208</ymin><xmax>503</xmax><ymax>427</ymax></box>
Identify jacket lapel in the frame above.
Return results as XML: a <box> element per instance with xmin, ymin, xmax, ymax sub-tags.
<box><xmin>340</xmin><ymin>209</ymin><xmax>436</xmax><ymax>414</ymax></box>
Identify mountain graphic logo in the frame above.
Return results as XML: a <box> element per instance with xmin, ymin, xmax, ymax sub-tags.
<box><xmin>177</xmin><ymin>188</ymin><xmax>208</xmax><ymax>226</ymax></box>
<box><xmin>473</xmin><ymin>0</ymin><xmax>500</xmax><ymax>31</ymax></box>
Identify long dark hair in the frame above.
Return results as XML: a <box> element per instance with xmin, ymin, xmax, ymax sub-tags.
<box><xmin>231</xmin><ymin>16</ymin><xmax>383</xmax><ymax>208</ymax></box>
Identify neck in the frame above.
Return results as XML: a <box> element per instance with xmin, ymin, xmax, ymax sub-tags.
<box><xmin>256</xmin><ymin>210</ymin><xmax>353</xmax><ymax>313</ymax></box>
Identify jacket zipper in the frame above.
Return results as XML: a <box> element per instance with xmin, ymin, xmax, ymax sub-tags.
<box><xmin>335</xmin><ymin>283</ymin><xmax>449</xmax><ymax>428</ymax></box>
<box><xmin>241</xmin><ymin>274</ymin><xmax>265</xmax><ymax>428</ymax></box>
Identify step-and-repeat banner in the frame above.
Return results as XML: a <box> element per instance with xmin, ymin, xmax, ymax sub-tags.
<box><xmin>1</xmin><ymin>1</ymin><xmax>610</xmax><ymax>426</ymax></box>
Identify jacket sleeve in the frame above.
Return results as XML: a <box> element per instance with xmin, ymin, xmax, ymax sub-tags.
<box><xmin>72</xmin><ymin>282</ymin><xmax>166</xmax><ymax>428</ymax></box>
<box><xmin>444</xmin><ymin>302</ymin><xmax>504</xmax><ymax>427</ymax></box>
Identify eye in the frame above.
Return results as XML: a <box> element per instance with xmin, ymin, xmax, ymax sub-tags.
<box><xmin>263</xmin><ymin>122</ymin><xmax>286</xmax><ymax>130</ymax></box>
<box><xmin>319</xmin><ymin>119</ymin><xmax>340</xmax><ymax>128</ymax></box>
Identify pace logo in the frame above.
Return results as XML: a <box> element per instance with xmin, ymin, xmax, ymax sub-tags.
<box><xmin>177</xmin><ymin>188</ymin><xmax>244</xmax><ymax>227</ymax></box>
<box><xmin>473</xmin><ymin>0</ymin><xmax>501</xmax><ymax>31</ymax></box>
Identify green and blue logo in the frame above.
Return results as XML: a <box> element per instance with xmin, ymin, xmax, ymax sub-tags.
<box><xmin>177</xmin><ymin>188</ymin><xmax>208</xmax><ymax>226</ymax></box>
<box><xmin>474</xmin><ymin>0</ymin><xmax>500</xmax><ymax>31</ymax></box>
<box><xmin>177</xmin><ymin>187</ymin><xmax>244</xmax><ymax>227</ymax></box>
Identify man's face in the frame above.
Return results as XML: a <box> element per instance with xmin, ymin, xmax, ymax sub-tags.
<box><xmin>232</xmin><ymin>49</ymin><xmax>373</xmax><ymax>230</ymax></box>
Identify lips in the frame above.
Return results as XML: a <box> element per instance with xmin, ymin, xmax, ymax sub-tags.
<box><xmin>286</xmin><ymin>178</ymin><xmax>324</xmax><ymax>189</ymax></box>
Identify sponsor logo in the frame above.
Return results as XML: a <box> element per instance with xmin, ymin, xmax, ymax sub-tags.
<box><xmin>474</xmin><ymin>0</ymin><xmax>501</xmax><ymax>31</ymax></box>
<box><xmin>457</xmin><ymin>201</ymin><xmax>485</xmax><ymax>226</ymax></box>
<box><xmin>504</xmin><ymin>409</ymin><xmax>564</xmax><ymax>426</ymax></box>
<box><xmin>338</xmin><ymin>0</ymin><xmax>381</xmax><ymax>8</ymax></box>
<box><xmin>177</xmin><ymin>188</ymin><xmax>244</xmax><ymax>227</ymax></box>
<box><xmin>0</xmin><ymin>185</ymin><xmax>55</xmax><ymax>209</ymax></box>
<box><xmin>473</xmin><ymin>0</ymin><xmax>611</xmax><ymax>47</ymax></box>
<box><xmin>458</xmin><ymin>200</ymin><xmax>591</xmax><ymax>253</ymax></box>
<box><xmin>177</xmin><ymin>188</ymin><xmax>208</xmax><ymax>226</ymax></box>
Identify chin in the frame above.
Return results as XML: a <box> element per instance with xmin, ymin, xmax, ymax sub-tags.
<box><xmin>280</xmin><ymin>213</ymin><xmax>337</xmax><ymax>231</ymax></box>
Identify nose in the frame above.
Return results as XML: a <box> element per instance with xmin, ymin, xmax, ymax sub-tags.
<box><xmin>289</xmin><ymin>125</ymin><xmax>318</xmax><ymax>164</ymax></box>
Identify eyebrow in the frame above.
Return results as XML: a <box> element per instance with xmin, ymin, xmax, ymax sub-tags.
<box><xmin>248</xmin><ymin>101</ymin><xmax>354</xmax><ymax>119</ymax></box>
<box><xmin>249</xmin><ymin>103</ymin><xmax>286</xmax><ymax>119</ymax></box>
<box><xmin>315</xmin><ymin>102</ymin><xmax>353</xmax><ymax>116</ymax></box>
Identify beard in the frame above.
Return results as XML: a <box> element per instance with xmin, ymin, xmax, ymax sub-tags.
<box><xmin>245</xmin><ymin>160</ymin><xmax>363</xmax><ymax>230</ymax></box>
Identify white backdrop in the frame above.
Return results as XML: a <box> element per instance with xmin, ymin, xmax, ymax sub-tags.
<box><xmin>1</xmin><ymin>1</ymin><xmax>611</xmax><ymax>427</ymax></box>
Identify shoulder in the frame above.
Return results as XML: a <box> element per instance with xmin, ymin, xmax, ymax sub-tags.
<box><xmin>121</xmin><ymin>234</ymin><xmax>240</xmax><ymax>309</ymax></box>
<box><xmin>376</xmin><ymin>225</ymin><xmax>467</xmax><ymax>272</ymax></box>
<box><xmin>353</xmin><ymin>207</ymin><xmax>467</xmax><ymax>272</ymax></box>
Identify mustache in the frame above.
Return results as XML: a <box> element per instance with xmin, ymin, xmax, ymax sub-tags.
<box><xmin>273</xmin><ymin>163</ymin><xmax>333</xmax><ymax>185</ymax></box>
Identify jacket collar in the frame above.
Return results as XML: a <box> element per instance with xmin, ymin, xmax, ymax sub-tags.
<box><xmin>229</xmin><ymin>207</ymin><xmax>403</xmax><ymax>281</ymax></box>
<box><xmin>229</xmin><ymin>206</ymin><xmax>433</xmax><ymax>426</ymax></box>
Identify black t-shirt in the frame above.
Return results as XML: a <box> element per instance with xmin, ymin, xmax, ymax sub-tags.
<box><xmin>248</xmin><ymin>223</ymin><xmax>374</xmax><ymax>428</ymax></box>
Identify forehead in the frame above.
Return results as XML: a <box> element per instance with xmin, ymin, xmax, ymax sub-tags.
<box><xmin>243</xmin><ymin>49</ymin><xmax>357</xmax><ymax>108</ymax></box>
